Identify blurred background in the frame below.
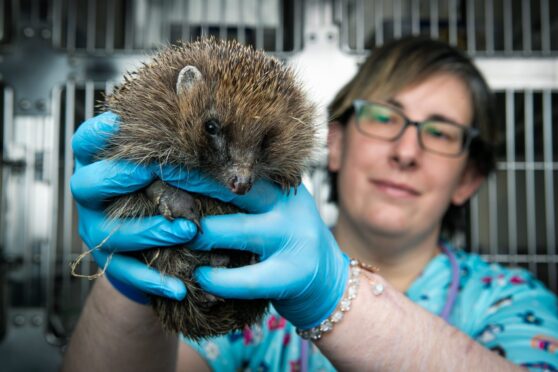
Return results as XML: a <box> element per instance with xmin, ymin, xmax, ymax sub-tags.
<box><xmin>0</xmin><ymin>0</ymin><xmax>556</xmax><ymax>370</ymax></box>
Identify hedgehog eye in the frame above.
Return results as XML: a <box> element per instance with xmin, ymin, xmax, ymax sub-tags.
<box><xmin>204</xmin><ymin>120</ymin><xmax>220</xmax><ymax>135</ymax></box>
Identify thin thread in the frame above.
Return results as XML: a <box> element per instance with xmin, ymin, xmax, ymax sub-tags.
<box><xmin>70</xmin><ymin>227</ymin><xmax>118</xmax><ymax>280</ymax></box>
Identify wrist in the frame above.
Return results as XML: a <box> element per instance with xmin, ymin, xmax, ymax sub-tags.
<box><xmin>296</xmin><ymin>258</ymin><xmax>384</xmax><ymax>340</ymax></box>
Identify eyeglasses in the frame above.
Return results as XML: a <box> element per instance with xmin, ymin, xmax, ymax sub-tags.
<box><xmin>351</xmin><ymin>100</ymin><xmax>480</xmax><ymax>157</ymax></box>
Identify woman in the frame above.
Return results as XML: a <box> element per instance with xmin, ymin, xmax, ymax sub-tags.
<box><xmin>63</xmin><ymin>37</ymin><xmax>558</xmax><ymax>371</ymax></box>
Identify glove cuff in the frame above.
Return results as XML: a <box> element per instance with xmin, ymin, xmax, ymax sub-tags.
<box><xmin>106</xmin><ymin>274</ymin><xmax>151</xmax><ymax>305</ymax></box>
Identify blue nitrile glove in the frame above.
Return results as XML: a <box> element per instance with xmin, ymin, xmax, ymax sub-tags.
<box><xmin>70</xmin><ymin>112</ymin><xmax>198</xmax><ymax>303</ymax></box>
<box><xmin>180</xmin><ymin>180</ymin><xmax>351</xmax><ymax>330</ymax></box>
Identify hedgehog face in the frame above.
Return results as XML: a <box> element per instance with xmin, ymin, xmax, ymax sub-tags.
<box><xmin>198</xmin><ymin>116</ymin><xmax>257</xmax><ymax>195</ymax></box>
<box><xmin>106</xmin><ymin>40</ymin><xmax>316</xmax><ymax>195</ymax></box>
<box><xmin>176</xmin><ymin>65</ymin><xmax>257</xmax><ymax>194</ymax></box>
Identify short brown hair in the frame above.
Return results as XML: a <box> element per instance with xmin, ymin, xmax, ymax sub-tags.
<box><xmin>327</xmin><ymin>36</ymin><xmax>497</xmax><ymax>238</ymax></box>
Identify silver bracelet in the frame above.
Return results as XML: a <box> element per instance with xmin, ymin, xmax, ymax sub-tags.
<box><xmin>296</xmin><ymin>258</ymin><xmax>384</xmax><ymax>341</ymax></box>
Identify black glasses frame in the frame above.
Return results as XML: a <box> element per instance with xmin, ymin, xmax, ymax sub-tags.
<box><xmin>351</xmin><ymin>99</ymin><xmax>480</xmax><ymax>157</ymax></box>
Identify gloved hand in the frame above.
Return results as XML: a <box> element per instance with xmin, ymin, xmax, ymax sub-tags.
<box><xmin>71</xmin><ymin>112</ymin><xmax>350</xmax><ymax>328</ymax></box>
<box><xmin>70</xmin><ymin>112</ymin><xmax>198</xmax><ymax>303</ymax></box>
<box><xmin>183</xmin><ymin>181</ymin><xmax>351</xmax><ymax>330</ymax></box>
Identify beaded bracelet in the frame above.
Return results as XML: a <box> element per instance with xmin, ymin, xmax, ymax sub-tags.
<box><xmin>296</xmin><ymin>258</ymin><xmax>384</xmax><ymax>341</ymax></box>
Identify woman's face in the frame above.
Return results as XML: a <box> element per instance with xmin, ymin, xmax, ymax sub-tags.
<box><xmin>328</xmin><ymin>73</ymin><xmax>484</xmax><ymax>240</ymax></box>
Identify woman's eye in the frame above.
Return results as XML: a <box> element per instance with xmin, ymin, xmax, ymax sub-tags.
<box><xmin>368</xmin><ymin>106</ymin><xmax>396</xmax><ymax>124</ymax></box>
<box><xmin>373</xmin><ymin>113</ymin><xmax>392</xmax><ymax>123</ymax></box>
<box><xmin>423</xmin><ymin>123</ymin><xmax>458</xmax><ymax>142</ymax></box>
<box><xmin>204</xmin><ymin>120</ymin><xmax>220</xmax><ymax>135</ymax></box>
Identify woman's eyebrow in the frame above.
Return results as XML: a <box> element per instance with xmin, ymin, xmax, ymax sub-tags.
<box><xmin>387</xmin><ymin>98</ymin><xmax>465</xmax><ymax>126</ymax></box>
<box><xmin>387</xmin><ymin>98</ymin><xmax>403</xmax><ymax>109</ymax></box>
<box><xmin>428</xmin><ymin>114</ymin><xmax>464</xmax><ymax>126</ymax></box>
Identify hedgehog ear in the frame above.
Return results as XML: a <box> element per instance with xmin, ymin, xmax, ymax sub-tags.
<box><xmin>176</xmin><ymin>66</ymin><xmax>202</xmax><ymax>96</ymax></box>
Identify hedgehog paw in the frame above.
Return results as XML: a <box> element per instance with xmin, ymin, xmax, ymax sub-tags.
<box><xmin>145</xmin><ymin>180</ymin><xmax>202</xmax><ymax>229</ymax></box>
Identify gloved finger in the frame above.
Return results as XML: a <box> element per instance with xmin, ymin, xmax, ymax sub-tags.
<box><xmin>224</xmin><ymin>181</ymin><xmax>308</xmax><ymax>214</ymax></box>
<box><xmin>77</xmin><ymin>206</ymin><xmax>197</xmax><ymax>252</ymax></box>
<box><xmin>161</xmin><ymin>166</ymin><xmax>285</xmax><ymax>214</ymax></box>
<box><xmin>72</xmin><ymin>112</ymin><xmax>120</xmax><ymax>165</ymax></box>
<box><xmin>71</xmin><ymin>159</ymin><xmax>156</xmax><ymax>208</ymax></box>
<box><xmin>157</xmin><ymin>165</ymin><xmax>238</xmax><ymax>203</ymax></box>
<box><xmin>188</xmin><ymin>213</ymin><xmax>274</xmax><ymax>257</ymax></box>
<box><xmin>194</xmin><ymin>260</ymin><xmax>304</xmax><ymax>300</ymax></box>
<box><xmin>93</xmin><ymin>249</ymin><xmax>187</xmax><ymax>300</ymax></box>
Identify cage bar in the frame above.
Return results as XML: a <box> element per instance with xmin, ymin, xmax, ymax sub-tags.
<box><xmin>505</xmin><ymin>90</ymin><xmax>518</xmax><ymax>258</ymax></box>
<box><xmin>255</xmin><ymin>0</ymin><xmax>263</xmax><ymax>49</ymax></box>
<box><xmin>62</xmin><ymin>81</ymin><xmax>75</xmax><ymax>295</ymax></box>
<box><xmin>466</xmin><ymin>0</ymin><xmax>475</xmax><ymax>54</ymax></box>
<box><xmin>45</xmin><ymin>85</ymin><xmax>62</xmax><ymax>337</ymax></box>
<box><xmin>200</xmin><ymin>0</ymin><xmax>209</xmax><ymax>37</ymax></box>
<box><xmin>540</xmin><ymin>0</ymin><xmax>550</xmax><ymax>54</ymax></box>
<box><xmin>293</xmin><ymin>0</ymin><xmax>302</xmax><ymax>52</ymax></box>
<box><xmin>180</xmin><ymin>0</ymin><xmax>190</xmax><ymax>43</ymax></box>
<box><xmin>470</xmin><ymin>192</ymin><xmax>480</xmax><ymax>254</ymax></box>
<box><xmin>52</xmin><ymin>0</ymin><xmax>63</xmax><ymax>48</ymax></box>
<box><xmin>21</xmin><ymin>117</ymin><xmax>33</xmax><ymax>304</ymax></box>
<box><xmin>522</xmin><ymin>0</ymin><xmax>531</xmax><ymax>54</ymax></box>
<box><xmin>542</xmin><ymin>90</ymin><xmax>556</xmax><ymax>291</ymax></box>
<box><xmin>524</xmin><ymin>90</ymin><xmax>536</xmax><ymax>273</ymax></box>
<box><xmin>503</xmin><ymin>0</ymin><xmax>512</xmax><ymax>53</ymax></box>
<box><xmin>105</xmin><ymin>0</ymin><xmax>116</xmax><ymax>52</ymax></box>
<box><xmin>430</xmin><ymin>0</ymin><xmax>439</xmax><ymax>39</ymax></box>
<box><xmin>124</xmin><ymin>0</ymin><xmax>134</xmax><ymax>50</ymax></box>
<box><xmin>0</xmin><ymin>0</ymin><xmax>4</xmax><ymax>42</ymax></box>
<box><xmin>411</xmin><ymin>0</ymin><xmax>420</xmax><ymax>35</ymax></box>
<box><xmin>356</xmin><ymin>0</ymin><xmax>364</xmax><ymax>51</ymax></box>
<box><xmin>0</xmin><ymin>87</ymin><xmax>13</xmax><ymax>273</ymax></box>
<box><xmin>66</xmin><ymin>0</ymin><xmax>77</xmax><ymax>51</ymax></box>
<box><xmin>237</xmin><ymin>0</ymin><xmax>246</xmax><ymax>44</ymax></box>
<box><xmin>485</xmin><ymin>0</ymin><xmax>494</xmax><ymax>53</ymax></box>
<box><xmin>80</xmin><ymin>81</ymin><xmax>96</xmax><ymax>303</ymax></box>
<box><xmin>374</xmin><ymin>0</ymin><xmax>383</xmax><ymax>46</ymax></box>
<box><xmin>275</xmin><ymin>0</ymin><xmax>284</xmax><ymax>52</ymax></box>
<box><xmin>488</xmin><ymin>173</ymin><xmax>498</xmax><ymax>258</ymax></box>
<box><xmin>394</xmin><ymin>0</ymin><xmax>402</xmax><ymax>38</ymax></box>
<box><xmin>86</xmin><ymin>0</ymin><xmax>96</xmax><ymax>52</ymax></box>
<box><xmin>448</xmin><ymin>0</ymin><xmax>457</xmax><ymax>46</ymax></box>
<box><xmin>219</xmin><ymin>0</ymin><xmax>227</xmax><ymax>41</ymax></box>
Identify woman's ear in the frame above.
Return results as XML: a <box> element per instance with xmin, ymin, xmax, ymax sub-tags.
<box><xmin>327</xmin><ymin>122</ymin><xmax>345</xmax><ymax>172</ymax></box>
<box><xmin>451</xmin><ymin>163</ymin><xmax>486</xmax><ymax>206</ymax></box>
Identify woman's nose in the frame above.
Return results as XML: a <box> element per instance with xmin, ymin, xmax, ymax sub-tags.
<box><xmin>389</xmin><ymin>126</ymin><xmax>422</xmax><ymax>169</ymax></box>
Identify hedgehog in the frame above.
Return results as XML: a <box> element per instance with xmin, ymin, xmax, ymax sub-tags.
<box><xmin>99</xmin><ymin>37</ymin><xmax>317</xmax><ymax>340</ymax></box>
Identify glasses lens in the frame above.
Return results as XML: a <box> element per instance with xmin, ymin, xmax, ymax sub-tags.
<box><xmin>356</xmin><ymin>103</ymin><xmax>405</xmax><ymax>140</ymax></box>
<box><xmin>420</xmin><ymin>121</ymin><xmax>465</xmax><ymax>155</ymax></box>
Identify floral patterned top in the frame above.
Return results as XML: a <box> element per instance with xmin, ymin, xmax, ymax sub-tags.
<box><xmin>182</xmin><ymin>245</ymin><xmax>558</xmax><ymax>371</ymax></box>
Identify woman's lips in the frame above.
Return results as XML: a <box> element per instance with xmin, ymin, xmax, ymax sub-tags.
<box><xmin>371</xmin><ymin>179</ymin><xmax>421</xmax><ymax>198</ymax></box>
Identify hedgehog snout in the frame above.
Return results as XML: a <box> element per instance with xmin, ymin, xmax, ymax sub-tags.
<box><xmin>228</xmin><ymin>174</ymin><xmax>252</xmax><ymax>195</ymax></box>
<box><xmin>226</xmin><ymin>166</ymin><xmax>254</xmax><ymax>195</ymax></box>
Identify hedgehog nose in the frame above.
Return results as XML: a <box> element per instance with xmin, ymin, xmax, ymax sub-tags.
<box><xmin>228</xmin><ymin>175</ymin><xmax>252</xmax><ymax>195</ymax></box>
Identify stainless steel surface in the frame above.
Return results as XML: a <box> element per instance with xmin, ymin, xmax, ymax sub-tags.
<box><xmin>0</xmin><ymin>0</ymin><xmax>557</xmax><ymax>369</ymax></box>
